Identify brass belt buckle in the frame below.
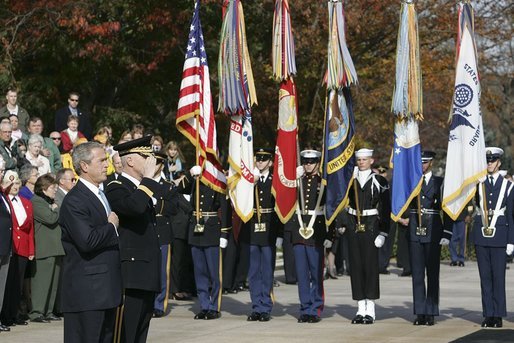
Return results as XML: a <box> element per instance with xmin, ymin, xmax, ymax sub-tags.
<box><xmin>194</xmin><ymin>224</ymin><xmax>205</xmax><ymax>233</ymax></box>
<box><xmin>355</xmin><ymin>224</ymin><xmax>366</xmax><ymax>233</ymax></box>
<box><xmin>254</xmin><ymin>223</ymin><xmax>267</xmax><ymax>233</ymax></box>
<box><xmin>416</xmin><ymin>227</ymin><xmax>427</xmax><ymax>236</ymax></box>
<box><xmin>299</xmin><ymin>226</ymin><xmax>314</xmax><ymax>239</ymax></box>
<box><xmin>482</xmin><ymin>226</ymin><xmax>495</xmax><ymax>237</ymax></box>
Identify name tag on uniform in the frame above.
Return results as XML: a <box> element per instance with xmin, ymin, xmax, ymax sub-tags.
<box><xmin>416</xmin><ymin>227</ymin><xmax>427</xmax><ymax>236</ymax></box>
<box><xmin>481</xmin><ymin>226</ymin><xmax>496</xmax><ymax>238</ymax></box>
<box><xmin>254</xmin><ymin>223</ymin><xmax>267</xmax><ymax>233</ymax></box>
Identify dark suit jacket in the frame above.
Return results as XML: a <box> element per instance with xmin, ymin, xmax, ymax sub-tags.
<box><xmin>105</xmin><ymin>175</ymin><xmax>161</xmax><ymax>293</ymax></box>
<box><xmin>0</xmin><ymin>193</ymin><xmax>12</xmax><ymax>256</ymax></box>
<box><xmin>55</xmin><ymin>106</ymin><xmax>92</xmax><ymax>140</ymax></box>
<box><xmin>59</xmin><ymin>181</ymin><xmax>122</xmax><ymax>312</ymax></box>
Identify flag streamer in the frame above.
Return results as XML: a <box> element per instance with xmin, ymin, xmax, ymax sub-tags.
<box><xmin>176</xmin><ymin>0</ymin><xmax>226</xmax><ymax>193</ymax></box>
<box><xmin>390</xmin><ymin>1</ymin><xmax>423</xmax><ymax>221</ymax></box>
<box><xmin>442</xmin><ymin>2</ymin><xmax>487</xmax><ymax>220</ymax></box>
<box><xmin>219</xmin><ymin>0</ymin><xmax>256</xmax><ymax>222</ymax></box>
<box><xmin>326</xmin><ymin>0</ymin><xmax>358</xmax><ymax>89</ymax></box>
<box><xmin>272</xmin><ymin>0</ymin><xmax>297</xmax><ymax>81</ymax></box>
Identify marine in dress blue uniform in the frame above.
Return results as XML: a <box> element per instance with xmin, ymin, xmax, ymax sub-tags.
<box><xmin>340</xmin><ymin>148</ymin><xmax>390</xmax><ymax>324</ymax></box>
<box><xmin>472</xmin><ymin>147</ymin><xmax>514</xmax><ymax>328</ymax></box>
<box><xmin>181</xmin><ymin>168</ymin><xmax>231</xmax><ymax>320</ymax></box>
<box><xmin>408</xmin><ymin>151</ymin><xmax>452</xmax><ymax>326</ymax></box>
<box><xmin>286</xmin><ymin>150</ymin><xmax>333</xmax><ymax>324</ymax></box>
<box><xmin>241</xmin><ymin>148</ymin><xmax>283</xmax><ymax>322</ymax></box>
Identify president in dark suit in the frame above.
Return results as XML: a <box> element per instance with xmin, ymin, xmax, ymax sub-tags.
<box><xmin>55</xmin><ymin>92</ymin><xmax>92</xmax><ymax>139</ymax></box>
<box><xmin>105</xmin><ymin>136</ymin><xmax>162</xmax><ymax>342</ymax></box>
<box><xmin>59</xmin><ymin>141</ymin><xmax>121</xmax><ymax>343</ymax></box>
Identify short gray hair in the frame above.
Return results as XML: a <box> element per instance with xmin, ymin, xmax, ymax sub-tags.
<box><xmin>72</xmin><ymin>141</ymin><xmax>104</xmax><ymax>176</ymax></box>
<box><xmin>28</xmin><ymin>134</ymin><xmax>44</xmax><ymax>146</ymax></box>
<box><xmin>19</xmin><ymin>164</ymin><xmax>38</xmax><ymax>185</ymax></box>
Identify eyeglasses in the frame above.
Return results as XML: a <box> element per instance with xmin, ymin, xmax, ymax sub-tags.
<box><xmin>51</xmin><ymin>137</ymin><xmax>61</xmax><ymax>140</ymax></box>
<box><xmin>69</xmin><ymin>98</ymin><xmax>79</xmax><ymax>102</ymax></box>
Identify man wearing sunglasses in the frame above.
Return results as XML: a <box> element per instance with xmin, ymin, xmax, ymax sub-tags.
<box><xmin>55</xmin><ymin>91</ymin><xmax>92</xmax><ymax>140</ymax></box>
<box><xmin>55</xmin><ymin>168</ymin><xmax>76</xmax><ymax>207</ymax></box>
<box><xmin>472</xmin><ymin>147</ymin><xmax>514</xmax><ymax>328</ymax></box>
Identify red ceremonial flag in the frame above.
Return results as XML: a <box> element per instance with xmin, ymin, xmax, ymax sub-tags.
<box><xmin>176</xmin><ymin>1</ymin><xmax>226</xmax><ymax>192</ymax></box>
<box><xmin>272</xmin><ymin>79</ymin><xmax>298</xmax><ymax>223</ymax></box>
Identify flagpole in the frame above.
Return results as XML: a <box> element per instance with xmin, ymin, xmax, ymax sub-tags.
<box><xmin>195</xmin><ymin>114</ymin><xmax>201</xmax><ymax>223</ymax></box>
<box><xmin>296</xmin><ymin>139</ymin><xmax>305</xmax><ymax>213</ymax></box>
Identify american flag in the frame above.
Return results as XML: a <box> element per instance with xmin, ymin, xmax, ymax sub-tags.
<box><xmin>176</xmin><ymin>1</ymin><xmax>226</xmax><ymax>193</ymax></box>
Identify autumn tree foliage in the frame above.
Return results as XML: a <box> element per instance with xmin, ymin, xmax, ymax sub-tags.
<box><xmin>0</xmin><ymin>0</ymin><xmax>512</xmax><ymax>169</ymax></box>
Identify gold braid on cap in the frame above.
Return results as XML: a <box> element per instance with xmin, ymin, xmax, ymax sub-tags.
<box><xmin>118</xmin><ymin>146</ymin><xmax>153</xmax><ymax>157</ymax></box>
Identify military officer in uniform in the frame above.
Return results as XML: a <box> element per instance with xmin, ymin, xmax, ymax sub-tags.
<box><xmin>184</xmin><ymin>166</ymin><xmax>231</xmax><ymax>320</ymax></box>
<box><xmin>473</xmin><ymin>147</ymin><xmax>514</xmax><ymax>328</ymax></box>
<box><xmin>287</xmin><ymin>149</ymin><xmax>333</xmax><ymax>323</ymax></box>
<box><xmin>241</xmin><ymin>148</ymin><xmax>282</xmax><ymax>322</ymax></box>
<box><xmin>105</xmin><ymin>136</ymin><xmax>162</xmax><ymax>343</ymax></box>
<box><xmin>407</xmin><ymin>151</ymin><xmax>452</xmax><ymax>326</ymax></box>
<box><xmin>341</xmin><ymin>148</ymin><xmax>390</xmax><ymax>324</ymax></box>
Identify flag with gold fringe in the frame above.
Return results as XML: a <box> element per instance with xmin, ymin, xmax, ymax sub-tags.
<box><xmin>321</xmin><ymin>0</ymin><xmax>357</xmax><ymax>225</ymax></box>
<box><xmin>442</xmin><ymin>1</ymin><xmax>487</xmax><ymax>220</ymax></box>
<box><xmin>176</xmin><ymin>0</ymin><xmax>226</xmax><ymax>193</ymax></box>
<box><xmin>390</xmin><ymin>0</ymin><xmax>423</xmax><ymax>222</ymax></box>
<box><xmin>218</xmin><ymin>0</ymin><xmax>257</xmax><ymax>222</ymax></box>
<box><xmin>271</xmin><ymin>0</ymin><xmax>298</xmax><ymax>223</ymax></box>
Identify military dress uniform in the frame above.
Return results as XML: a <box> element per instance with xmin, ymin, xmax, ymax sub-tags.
<box><xmin>240</xmin><ymin>168</ymin><xmax>282</xmax><ymax>321</ymax></box>
<box><xmin>105</xmin><ymin>137</ymin><xmax>162</xmax><ymax>343</ymax></box>
<box><xmin>185</xmin><ymin>177</ymin><xmax>231</xmax><ymax>319</ymax></box>
<box><xmin>153</xmin><ymin>176</ymin><xmax>179</xmax><ymax>317</ymax></box>
<box><xmin>472</xmin><ymin>147</ymin><xmax>514</xmax><ymax>328</ymax></box>
<box><xmin>343</xmin><ymin>149</ymin><xmax>390</xmax><ymax>323</ymax></box>
<box><xmin>408</xmin><ymin>164</ymin><xmax>451</xmax><ymax>325</ymax></box>
<box><xmin>286</xmin><ymin>150</ymin><xmax>331</xmax><ymax>323</ymax></box>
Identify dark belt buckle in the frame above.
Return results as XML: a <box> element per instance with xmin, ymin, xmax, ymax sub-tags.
<box><xmin>482</xmin><ymin>226</ymin><xmax>495</xmax><ymax>237</ymax></box>
<box><xmin>254</xmin><ymin>223</ymin><xmax>267</xmax><ymax>233</ymax></box>
<box><xmin>355</xmin><ymin>224</ymin><xmax>366</xmax><ymax>233</ymax></box>
<box><xmin>194</xmin><ymin>224</ymin><xmax>205</xmax><ymax>233</ymax></box>
<box><xmin>416</xmin><ymin>227</ymin><xmax>427</xmax><ymax>236</ymax></box>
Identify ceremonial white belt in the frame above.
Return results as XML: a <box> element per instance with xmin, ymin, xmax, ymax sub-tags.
<box><xmin>254</xmin><ymin>208</ymin><xmax>273</xmax><ymax>214</ymax></box>
<box><xmin>192</xmin><ymin>211</ymin><xmax>218</xmax><ymax>217</ymax></box>
<box><xmin>301</xmin><ymin>209</ymin><xmax>324</xmax><ymax>216</ymax></box>
<box><xmin>409</xmin><ymin>209</ymin><xmax>440</xmax><ymax>215</ymax></box>
<box><xmin>487</xmin><ymin>208</ymin><xmax>505</xmax><ymax>216</ymax></box>
<box><xmin>347</xmin><ymin>208</ymin><xmax>378</xmax><ymax>216</ymax></box>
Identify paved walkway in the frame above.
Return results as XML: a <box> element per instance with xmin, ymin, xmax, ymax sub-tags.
<box><xmin>5</xmin><ymin>260</ymin><xmax>514</xmax><ymax>342</ymax></box>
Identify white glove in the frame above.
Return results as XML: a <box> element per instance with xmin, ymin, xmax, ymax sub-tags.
<box><xmin>275</xmin><ymin>237</ymin><xmax>283</xmax><ymax>249</ymax></box>
<box><xmin>220</xmin><ymin>238</ymin><xmax>228</xmax><ymax>249</ymax></box>
<box><xmin>439</xmin><ymin>238</ymin><xmax>450</xmax><ymax>246</ymax></box>
<box><xmin>337</xmin><ymin>227</ymin><xmax>346</xmax><ymax>235</ymax></box>
<box><xmin>296</xmin><ymin>166</ymin><xmax>305</xmax><ymax>179</ymax></box>
<box><xmin>190</xmin><ymin>165</ymin><xmax>202</xmax><ymax>176</ymax></box>
<box><xmin>323</xmin><ymin>239</ymin><xmax>333</xmax><ymax>249</ymax></box>
<box><xmin>253</xmin><ymin>167</ymin><xmax>261</xmax><ymax>183</ymax></box>
<box><xmin>374</xmin><ymin>235</ymin><xmax>385</xmax><ymax>248</ymax></box>
<box><xmin>506</xmin><ymin>244</ymin><xmax>514</xmax><ymax>256</ymax></box>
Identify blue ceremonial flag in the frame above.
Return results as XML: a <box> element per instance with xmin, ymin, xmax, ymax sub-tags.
<box><xmin>390</xmin><ymin>118</ymin><xmax>423</xmax><ymax>221</ymax></box>
<box><xmin>322</xmin><ymin>88</ymin><xmax>355</xmax><ymax>225</ymax></box>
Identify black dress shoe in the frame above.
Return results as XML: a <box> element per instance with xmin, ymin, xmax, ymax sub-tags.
<box><xmin>493</xmin><ymin>317</ymin><xmax>503</xmax><ymax>328</ymax></box>
<box><xmin>273</xmin><ymin>279</ymin><xmax>280</xmax><ymax>287</ymax></box>
<box><xmin>194</xmin><ymin>310</ymin><xmax>207</xmax><ymax>320</ymax></box>
<box><xmin>481</xmin><ymin>317</ymin><xmax>493</xmax><ymax>327</ymax></box>
<box><xmin>172</xmin><ymin>293</ymin><xmax>192</xmax><ymax>301</ymax></box>
<box><xmin>308</xmin><ymin>315</ymin><xmax>321</xmax><ymax>323</ymax></box>
<box><xmin>351</xmin><ymin>315</ymin><xmax>364</xmax><ymax>324</ymax></box>
<box><xmin>379</xmin><ymin>269</ymin><xmax>390</xmax><ymax>275</ymax></box>
<box><xmin>15</xmin><ymin>319</ymin><xmax>29</xmax><ymax>325</ymax></box>
<box><xmin>450</xmin><ymin>261</ymin><xmax>458</xmax><ymax>266</ymax></box>
<box><xmin>44</xmin><ymin>314</ymin><xmax>61</xmax><ymax>321</ymax></box>
<box><xmin>30</xmin><ymin>316</ymin><xmax>50</xmax><ymax>323</ymax></box>
<box><xmin>247</xmin><ymin>312</ymin><xmax>261</xmax><ymax>321</ymax></box>
<box><xmin>0</xmin><ymin>324</ymin><xmax>10</xmax><ymax>332</ymax></box>
<box><xmin>413</xmin><ymin>315</ymin><xmax>426</xmax><ymax>325</ymax></box>
<box><xmin>236</xmin><ymin>285</ymin><xmax>249</xmax><ymax>292</ymax></box>
<box><xmin>297</xmin><ymin>314</ymin><xmax>310</xmax><ymax>323</ymax></box>
<box><xmin>400</xmin><ymin>271</ymin><xmax>412</xmax><ymax>277</ymax></box>
<box><xmin>222</xmin><ymin>288</ymin><xmax>238</xmax><ymax>295</ymax></box>
<box><xmin>458</xmin><ymin>261</ymin><xmax>465</xmax><ymax>267</ymax></box>
<box><xmin>153</xmin><ymin>310</ymin><xmax>164</xmax><ymax>318</ymax></box>
<box><xmin>362</xmin><ymin>315</ymin><xmax>374</xmax><ymax>324</ymax></box>
<box><xmin>204</xmin><ymin>310</ymin><xmax>221</xmax><ymax>320</ymax></box>
<box><xmin>425</xmin><ymin>315</ymin><xmax>434</xmax><ymax>326</ymax></box>
<box><xmin>259</xmin><ymin>313</ymin><xmax>271</xmax><ymax>322</ymax></box>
